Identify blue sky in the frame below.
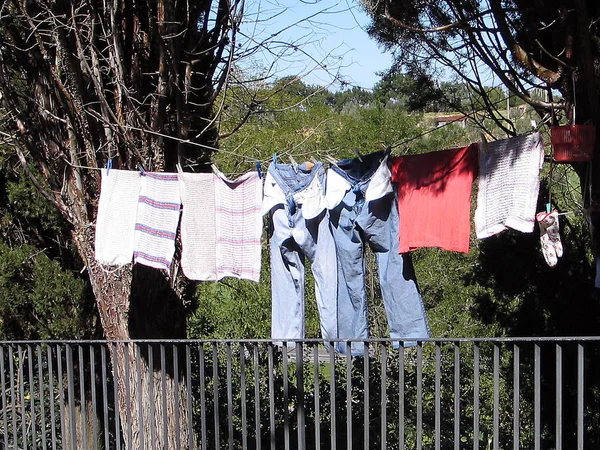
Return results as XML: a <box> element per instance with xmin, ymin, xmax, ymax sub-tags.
<box><xmin>240</xmin><ymin>0</ymin><xmax>394</xmax><ymax>90</ymax></box>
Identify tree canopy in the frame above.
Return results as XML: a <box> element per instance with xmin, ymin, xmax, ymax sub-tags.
<box><xmin>362</xmin><ymin>0</ymin><xmax>597</xmax><ymax>128</ymax></box>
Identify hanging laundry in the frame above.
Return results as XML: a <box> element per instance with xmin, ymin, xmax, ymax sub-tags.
<box><xmin>326</xmin><ymin>149</ymin><xmax>430</xmax><ymax>355</ymax></box>
<box><xmin>475</xmin><ymin>133</ymin><xmax>544</xmax><ymax>238</ymax></box>
<box><xmin>179</xmin><ymin>172</ymin><xmax>217</xmax><ymax>281</ymax></box>
<box><xmin>133</xmin><ymin>172</ymin><xmax>181</xmax><ymax>271</ymax></box>
<box><xmin>392</xmin><ymin>144</ymin><xmax>479</xmax><ymax>253</ymax></box>
<box><xmin>536</xmin><ymin>210</ymin><xmax>563</xmax><ymax>267</ymax></box>
<box><xmin>95</xmin><ymin>169</ymin><xmax>141</xmax><ymax>266</ymax></box>
<box><xmin>325</xmin><ymin>150</ymin><xmax>393</xmax><ymax>209</ymax></box>
<box><xmin>213</xmin><ymin>168</ymin><xmax>263</xmax><ymax>282</ymax></box>
<box><xmin>263</xmin><ymin>160</ymin><xmax>338</xmax><ymax>348</ymax></box>
<box><xmin>262</xmin><ymin>161</ymin><xmax>329</xmax><ymax>218</ymax></box>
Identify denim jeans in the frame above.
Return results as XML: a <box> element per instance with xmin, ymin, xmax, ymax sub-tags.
<box><xmin>328</xmin><ymin>152</ymin><xmax>430</xmax><ymax>355</ymax></box>
<box><xmin>265</xmin><ymin>162</ymin><xmax>338</xmax><ymax>345</ymax></box>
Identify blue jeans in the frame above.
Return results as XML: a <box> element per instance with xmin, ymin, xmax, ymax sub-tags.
<box><xmin>266</xmin><ymin>163</ymin><xmax>338</xmax><ymax>345</ymax></box>
<box><xmin>329</xmin><ymin>154</ymin><xmax>430</xmax><ymax>355</ymax></box>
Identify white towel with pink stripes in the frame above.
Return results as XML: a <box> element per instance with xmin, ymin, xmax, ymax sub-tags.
<box><xmin>214</xmin><ymin>169</ymin><xmax>263</xmax><ymax>282</ymax></box>
<box><xmin>179</xmin><ymin>169</ymin><xmax>263</xmax><ymax>281</ymax></box>
<box><xmin>133</xmin><ymin>172</ymin><xmax>181</xmax><ymax>271</ymax></box>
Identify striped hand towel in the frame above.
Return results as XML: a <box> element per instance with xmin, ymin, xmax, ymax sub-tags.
<box><xmin>133</xmin><ymin>172</ymin><xmax>181</xmax><ymax>271</ymax></box>
<box><xmin>95</xmin><ymin>169</ymin><xmax>141</xmax><ymax>266</ymax></box>
<box><xmin>179</xmin><ymin>172</ymin><xmax>217</xmax><ymax>281</ymax></box>
<box><xmin>214</xmin><ymin>169</ymin><xmax>263</xmax><ymax>282</ymax></box>
<box><xmin>475</xmin><ymin>133</ymin><xmax>544</xmax><ymax>239</ymax></box>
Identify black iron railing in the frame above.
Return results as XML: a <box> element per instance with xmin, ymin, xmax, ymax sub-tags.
<box><xmin>1</xmin><ymin>337</ymin><xmax>599</xmax><ymax>449</ymax></box>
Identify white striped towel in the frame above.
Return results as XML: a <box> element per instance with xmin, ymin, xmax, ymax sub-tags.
<box><xmin>214</xmin><ymin>169</ymin><xmax>263</xmax><ymax>282</ymax></box>
<box><xmin>475</xmin><ymin>133</ymin><xmax>545</xmax><ymax>239</ymax></box>
<box><xmin>179</xmin><ymin>172</ymin><xmax>217</xmax><ymax>281</ymax></box>
<box><xmin>133</xmin><ymin>172</ymin><xmax>181</xmax><ymax>271</ymax></box>
<box><xmin>95</xmin><ymin>169</ymin><xmax>141</xmax><ymax>266</ymax></box>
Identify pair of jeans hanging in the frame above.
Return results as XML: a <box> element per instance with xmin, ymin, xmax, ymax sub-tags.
<box><xmin>263</xmin><ymin>161</ymin><xmax>338</xmax><ymax>347</ymax></box>
<box><xmin>327</xmin><ymin>150</ymin><xmax>430</xmax><ymax>355</ymax></box>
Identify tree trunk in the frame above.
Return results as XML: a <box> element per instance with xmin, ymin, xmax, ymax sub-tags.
<box><xmin>63</xmin><ymin>398</ymin><xmax>97</xmax><ymax>450</ymax></box>
<box><xmin>109</xmin><ymin>342</ymin><xmax>190</xmax><ymax>450</ymax></box>
<box><xmin>73</xmin><ymin>226</ymin><xmax>190</xmax><ymax>450</ymax></box>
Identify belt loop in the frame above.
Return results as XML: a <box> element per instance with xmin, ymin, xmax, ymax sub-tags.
<box><xmin>285</xmin><ymin>191</ymin><xmax>296</xmax><ymax>227</ymax></box>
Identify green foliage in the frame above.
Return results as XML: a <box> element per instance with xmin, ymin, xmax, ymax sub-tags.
<box><xmin>0</xmin><ymin>242</ymin><xmax>89</xmax><ymax>340</ymax></box>
<box><xmin>0</xmin><ymin>155</ymin><xmax>96</xmax><ymax>340</ymax></box>
<box><xmin>0</xmin><ymin>159</ymin><xmax>66</xmax><ymax>251</ymax></box>
<box><xmin>328</xmin><ymin>86</ymin><xmax>375</xmax><ymax>112</ymax></box>
<box><xmin>218</xmin><ymin>80</ymin><xmax>421</xmax><ymax>170</ymax></box>
<box><xmin>412</xmin><ymin>247</ymin><xmax>499</xmax><ymax>338</ymax></box>
<box><xmin>189</xmin><ymin>275</ymin><xmax>272</xmax><ymax>339</ymax></box>
<box><xmin>5</xmin><ymin>173</ymin><xmax>63</xmax><ymax>236</ymax></box>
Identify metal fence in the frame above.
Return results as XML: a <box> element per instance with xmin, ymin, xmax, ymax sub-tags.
<box><xmin>1</xmin><ymin>337</ymin><xmax>599</xmax><ymax>449</ymax></box>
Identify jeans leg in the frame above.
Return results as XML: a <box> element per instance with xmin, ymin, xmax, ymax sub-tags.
<box><xmin>329</xmin><ymin>200</ymin><xmax>369</xmax><ymax>356</ymax></box>
<box><xmin>362</xmin><ymin>195</ymin><xmax>431</xmax><ymax>347</ymax></box>
<box><xmin>269</xmin><ymin>206</ymin><xmax>306</xmax><ymax>344</ymax></box>
<box><xmin>296</xmin><ymin>210</ymin><xmax>339</xmax><ymax>345</ymax></box>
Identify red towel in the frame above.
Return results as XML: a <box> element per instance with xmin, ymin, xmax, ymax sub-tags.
<box><xmin>391</xmin><ymin>144</ymin><xmax>478</xmax><ymax>253</ymax></box>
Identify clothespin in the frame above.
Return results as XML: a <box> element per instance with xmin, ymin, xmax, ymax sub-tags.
<box><xmin>176</xmin><ymin>163</ymin><xmax>183</xmax><ymax>174</ymax></box>
<box><xmin>326</xmin><ymin>155</ymin><xmax>340</xmax><ymax>168</ymax></box>
<box><xmin>558</xmin><ymin>210</ymin><xmax>577</xmax><ymax>216</ymax></box>
<box><xmin>530</xmin><ymin>119</ymin><xmax>538</xmax><ymax>131</ymax></box>
<box><xmin>106</xmin><ymin>159</ymin><xmax>112</xmax><ymax>175</ymax></box>
<box><xmin>546</xmin><ymin>203</ymin><xmax>552</xmax><ymax>213</ymax></box>
<box><xmin>289</xmin><ymin>155</ymin><xmax>298</xmax><ymax>174</ymax></box>
<box><xmin>480</xmin><ymin>133</ymin><xmax>488</xmax><ymax>153</ymax></box>
<box><xmin>256</xmin><ymin>162</ymin><xmax>263</xmax><ymax>179</ymax></box>
<box><xmin>352</xmin><ymin>148</ymin><xmax>364</xmax><ymax>162</ymax></box>
<box><xmin>273</xmin><ymin>153</ymin><xmax>278</xmax><ymax>165</ymax></box>
<box><xmin>136</xmin><ymin>163</ymin><xmax>146</xmax><ymax>174</ymax></box>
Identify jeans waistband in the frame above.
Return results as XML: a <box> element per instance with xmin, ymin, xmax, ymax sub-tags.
<box><xmin>268</xmin><ymin>161</ymin><xmax>325</xmax><ymax>195</ymax></box>
<box><xmin>331</xmin><ymin>148</ymin><xmax>390</xmax><ymax>192</ymax></box>
<box><xmin>268</xmin><ymin>161</ymin><xmax>325</xmax><ymax>226</ymax></box>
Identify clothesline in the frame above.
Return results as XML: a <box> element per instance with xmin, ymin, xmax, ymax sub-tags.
<box><xmin>67</xmin><ymin>133</ymin><xmax>582</xmax><ymax>222</ymax></box>
<box><xmin>59</xmin><ymin>97</ymin><xmax>533</xmax><ymax>173</ymax></box>
<box><xmin>390</xmin><ymin>93</ymin><xmax>555</xmax><ymax>150</ymax></box>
